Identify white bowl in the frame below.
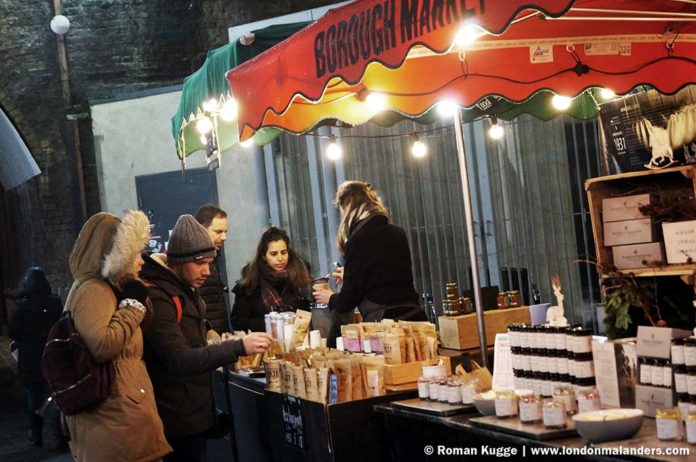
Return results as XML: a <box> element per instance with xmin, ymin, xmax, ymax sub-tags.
<box><xmin>572</xmin><ymin>409</ymin><xmax>644</xmax><ymax>443</ymax></box>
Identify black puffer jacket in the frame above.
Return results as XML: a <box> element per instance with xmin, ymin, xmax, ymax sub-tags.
<box><xmin>140</xmin><ymin>253</ymin><xmax>245</xmax><ymax>439</ymax></box>
<box><xmin>198</xmin><ymin>257</ymin><xmax>229</xmax><ymax>333</ymax></box>
<box><xmin>8</xmin><ymin>268</ymin><xmax>63</xmax><ymax>385</ymax></box>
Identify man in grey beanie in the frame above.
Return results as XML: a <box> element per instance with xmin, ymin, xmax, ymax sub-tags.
<box><xmin>140</xmin><ymin>214</ymin><xmax>273</xmax><ymax>462</ymax></box>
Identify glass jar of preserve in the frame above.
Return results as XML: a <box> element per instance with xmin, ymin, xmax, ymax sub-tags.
<box><xmin>573</xmin><ymin>329</ymin><xmax>593</xmax><ymax>354</ymax></box>
<box><xmin>574</xmin><ymin>353</ymin><xmax>594</xmax><ymax>380</ymax></box>
<box><xmin>461</xmin><ymin>378</ymin><xmax>478</xmax><ymax>405</ymax></box>
<box><xmin>495</xmin><ymin>389</ymin><xmax>518</xmax><ymax>419</ymax></box>
<box><xmin>553</xmin><ymin>386</ymin><xmax>577</xmax><ymax>415</ymax></box>
<box><xmin>508</xmin><ymin>290</ymin><xmax>521</xmax><ymax>308</ymax></box>
<box><xmin>447</xmin><ymin>380</ymin><xmax>462</xmax><ymax>404</ymax></box>
<box><xmin>687</xmin><ymin>367</ymin><xmax>696</xmax><ymax>396</ymax></box>
<box><xmin>656</xmin><ymin>407</ymin><xmax>683</xmax><ymax>441</ymax></box>
<box><xmin>519</xmin><ymin>393</ymin><xmax>542</xmax><ymax>424</ymax></box>
<box><xmin>663</xmin><ymin>359</ymin><xmax>673</xmax><ymax>389</ymax></box>
<box><xmin>445</xmin><ymin>282</ymin><xmax>459</xmax><ymax>300</ymax></box>
<box><xmin>675</xmin><ymin>365</ymin><xmax>688</xmax><ymax>394</ymax></box>
<box><xmin>652</xmin><ymin>358</ymin><xmax>664</xmax><ymax>387</ymax></box>
<box><xmin>543</xmin><ymin>399</ymin><xmax>567</xmax><ymax>429</ymax></box>
<box><xmin>686</xmin><ymin>412</ymin><xmax>696</xmax><ymax>445</ymax></box>
<box><xmin>678</xmin><ymin>394</ymin><xmax>691</xmax><ymax>422</ymax></box>
<box><xmin>497</xmin><ymin>292</ymin><xmax>510</xmax><ymax>309</ymax></box>
<box><xmin>418</xmin><ymin>377</ymin><xmax>430</xmax><ymax>400</ymax></box>
<box><xmin>577</xmin><ymin>388</ymin><xmax>601</xmax><ymax>414</ymax></box>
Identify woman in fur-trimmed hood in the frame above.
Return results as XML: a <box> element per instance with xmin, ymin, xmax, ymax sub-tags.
<box><xmin>64</xmin><ymin>211</ymin><xmax>171</xmax><ymax>462</ymax></box>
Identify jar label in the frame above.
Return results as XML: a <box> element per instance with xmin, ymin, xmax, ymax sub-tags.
<box><xmin>495</xmin><ymin>398</ymin><xmax>517</xmax><ymax>417</ymax></box>
<box><xmin>574</xmin><ymin>336</ymin><xmax>592</xmax><ymax>354</ymax></box>
<box><xmin>565</xmin><ymin>335</ymin><xmax>575</xmax><ymax>353</ymax></box>
<box><xmin>548</xmin><ymin>357</ymin><xmax>558</xmax><ymax>374</ymax></box>
<box><xmin>652</xmin><ymin>367</ymin><xmax>664</xmax><ymax>387</ymax></box>
<box><xmin>461</xmin><ymin>386</ymin><xmax>475</xmax><ymax>404</ymax></box>
<box><xmin>640</xmin><ymin>365</ymin><xmax>653</xmax><ymax>385</ymax></box>
<box><xmin>687</xmin><ymin>421</ymin><xmax>696</xmax><ymax>444</ymax></box>
<box><xmin>685</xmin><ymin>347</ymin><xmax>696</xmax><ymax>367</ymax></box>
<box><xmin>675</xmin><ymin>373</ymin><xmax>687</xmax><ymax>393</ymax></box>
<box><xmin>543</xmin><ymin>406</ymin><xmax>567</xmax><ymax>427</ymax></box>
<box><xmin>418</xmin><ymin>382</ymin><xmax>430</xmax><ymax>399</ymax></box>
<box><xmin>428</xmin><ymin>383</ymin><xmax>439</xmax><ymax>400</ymax></box>
<box><xmin>554</xmin><ymin>333</ymin><xmax>566</xmax><ymax>351</ymax></box>
<box><xmin>575</xmin><ymin>360</ymin><xmax>594</xmax><ymax>379</ymax></box>
<box><xmin>519</xmin><ymin>401</ymin><xmax>542</xmax><ymax>423</ymax></box>
<box><xmin>538</xmin><ymin>359</ymin><xmax>549</xmax><ymax>374</ymax></box>
<box><xmin>557</xmin><ymin>357</ymin><xmax>568</xmax><ymax>375</ymax></box>
<box><xmin>448</xmin><ymin>387</ymin><xmax>462</xmax><ymax>404</ymax></box>
<box><xmin>663</xmin><ymin>368</ymin><xmax>673</xmax><ymax>388</ymax></box>
<box><xmin>656</xmin><ymin>418</ymin><xmax>680</xmax><ymax>440</ymax></box>
<box><xmin>672</xmin><ymin>345</ymin><xmax>686</xmax><ymax>365</ymax></box>
<box><xmin>531</xmin><ymin>356</ymin><xmax>541</xmax><ymax>372</ymax></box>
<box><xmin>687</xmin><ymin>375</ymin><xmax>696</xmax><ymax>395</ymax></box>
<box><xmin>521</xmin><ymin>355</ymin><xmax>532</xmax><ymax>372</ymax></box>
<box><xmin>544</xmin><ymin>334</ymin><xmax>556</xmax><ymax>351</ymax></box>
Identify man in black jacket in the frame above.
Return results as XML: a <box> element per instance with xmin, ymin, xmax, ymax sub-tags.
<box><xmin>195</xmin><ymin>204</ymin><xmax>229</xmax><ymax>333</ymax></box>
<box><xmin>141</xmin><ymin>214</ymin><xmax>272</xmax><ymax>462</ymax></box>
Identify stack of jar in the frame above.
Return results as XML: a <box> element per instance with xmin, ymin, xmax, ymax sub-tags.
<box><xmin>508</xmin><ymin>323</ymin><xmax>596</xmax><ymax>397</ymax></box>
<box><xmin>442</xmin><ymin>282</ymin><xmax>473</xmax><ymax>316</ymax></box>
<box><xmin>264</xmin><ymin>312</ymin><xmax>296</xmax><ymax>341</ymax></box>
<box><xmin>497</xmin><ymin>291</ymin><xmax>522</xmax><ymax>309</ymax></box>
<box><xmin>674</xmin><ymin>337</ymin><xmax>696</xmax><ymax>416</ymax></box>
<box><xmin>417</xmin><ymin>374</ymin><xmax>479</xmax><ymax>406</ymax></box>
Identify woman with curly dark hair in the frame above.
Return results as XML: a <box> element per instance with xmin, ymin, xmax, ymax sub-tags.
<box><xmin>230</xmin><ymin>226</ymin><xmax>311</xmax><ymax>332</ymax></box>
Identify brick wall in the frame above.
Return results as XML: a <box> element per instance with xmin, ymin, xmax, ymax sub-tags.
<box><xmin>0</xmin><ymin>0</ymin><xmax>337</xmax><ymax>300</ymax></box>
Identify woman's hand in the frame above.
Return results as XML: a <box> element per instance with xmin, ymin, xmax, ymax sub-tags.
<box><xmin>332</xmin><ymin>266</ymin><xmax>344</xmax><ymax>285</ymax></box>
<box><xmin>313</xmin><ymin>287</ymin><xmax>334</xmax><ymax>305</ymax></box>
<box><xmin>242</xmin><ymin>332</ymin><xmax>274</xmax><ymax>355</ymax></box>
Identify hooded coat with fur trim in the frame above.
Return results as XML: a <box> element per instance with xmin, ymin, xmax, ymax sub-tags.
<box><xmin>64</xmin><ymin>212</ymin><xmax>171</xmax><ymax>462</ymax></box>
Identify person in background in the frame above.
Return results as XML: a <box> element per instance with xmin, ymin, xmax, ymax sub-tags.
<box><xmin>195</xmin><ymin>204</ymin><xmax>230</xmax><ymax>333</ymax></box>
<box><xmin>8</xmin><ymin>267</ymin><xmax>64</xmax><ymax>449</ymax></box>
<box><xmin>313</xmin><ymin>181</ymin><xmax>426</xmax><ymax>341</ymax></box>
<box><xmin>230</xmin><ymin>226</ymin><xmax>311</xmax><ymax>332</ymax></box>
<box><xmin>141</xmin><ymin>214</ymin><xmax>272</xmax><ymax>462</ymax></box>
<box><xmin>62</xmin><ymin>211</ymin><xmax>171</xmax><ymax>462</ymax></box>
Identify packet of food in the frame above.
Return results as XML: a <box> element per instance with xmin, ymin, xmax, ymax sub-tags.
<box><xmin>292</xmin><ymin>310</ymin><xmax>312</xmax><ymax>347</ymax></box>
<box><xmin>331</xmin><ymin>359</ymin><xmax>353</xmax><ymax>402</ymax></box>
<box><xmin>304</xmin><ymin>367</ymin><xmax>319</xmax><ymax>402</ymax></box>
<box><xmin>350</xmin><ymin>358</ymin><xmax>365</xmax><ymax>400</ymax></box>
<box><xmin>317</xmin><ymin>367</ymin><xmax>329</xmax><ymax>404</ymax></box>
<box><xmin>361</xmin><ymin>356</ymin><xmax>385</xmax><ymax>397</ymax></box>
<box><xmin>340</xmin><ymin>324</ymin><xmax>362</xmax><ymax>352</ymax></box>
<box><xmin>264</xmin><ymin>358</ymin><xmax>281</xmax><ymax>392</ymax></box>
<box><xmin>382</xmin><ymin>333</ymin><xmax>402</xmax><ymax>365</ymax></box>
<box><xmin>293</xmin><ymin>365</ymin><xmax>306</xmax><ymax>398</ymax></box>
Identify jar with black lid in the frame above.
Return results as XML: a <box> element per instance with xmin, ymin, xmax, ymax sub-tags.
<box><xmin>575</xmin><ymin>377</ymin><xmax>596</xmax><ymax>389</ymax></box>
<box><xmin>685</xmin><ymin>338</ymin><xmax>696</xmax><ymax>368</ymax></box>
<box><xmin>678</xmin><ymin>394</ymin><xmax>691</xmax><ymax>422</ymax></box>
<box><xmin>540</xmin><ymin>372</ymin><xmax>553</xmax><ymax>398</ymax></box>
<box><xmin>574</xmin><ymin>329</ymin><xmax>593</xmax><ymax>354</ymax></box>
<box><xmin>538</xmin><ymin>350</ymin><xmax>549</xmax><ymax>375</ymax></box>
<box><xmin>663</xmin><ymin>359</ymin><xmax>673</xmax><ymax>389</ymax></box>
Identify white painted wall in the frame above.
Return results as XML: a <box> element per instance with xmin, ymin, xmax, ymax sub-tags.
<box><xmin>91</xmin><ymin>90</ymin><xmax>269</xmax><ymax>288</ymax></box>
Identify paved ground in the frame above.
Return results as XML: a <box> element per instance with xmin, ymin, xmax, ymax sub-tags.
<box><xmin>0</xmin><ymin>334</ymin><xmax>233</xmax><ymax>461</ymax></box>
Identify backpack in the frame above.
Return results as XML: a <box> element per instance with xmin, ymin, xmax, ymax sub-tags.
<box><xmin>41</xmin><ymin>311</ymin><xmax>115</xmax><ymax>415</ymax></box>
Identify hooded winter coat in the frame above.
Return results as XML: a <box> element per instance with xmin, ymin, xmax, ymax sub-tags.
<box><xmin>8</xmin><ymin>267</ymin><xmax>63</xmax><ymax>384</ymax></box>
<box><xmin>140</xmin><ymin>253</ymin><xmax>246</xmax><ymax>440</ymax></box>
<box><xmin>64</xmin><ymin>212</ymin><xmax>171</xmax><ymax>462</ymax></box>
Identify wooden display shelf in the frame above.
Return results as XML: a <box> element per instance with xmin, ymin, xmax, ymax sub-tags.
<box><xmin>585</xmin><ymin>165</ymin><xmax>696</xmax><ymax>277</ymax></box>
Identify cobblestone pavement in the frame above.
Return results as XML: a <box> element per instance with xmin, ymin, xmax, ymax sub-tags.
<box><xmin>0</xmin><ymin>335</ymin><xmax>72</xmax><ymax>461</ymax></box>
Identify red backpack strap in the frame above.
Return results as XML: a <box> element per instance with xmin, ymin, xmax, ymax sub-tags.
<box><xmin>171</xmin><ymin>296</ymin><xmax>182</xmax><ymax>324</ymax></box>
<box><xmin>142</xmin><ymin>280</ymin><xmax>183</xmax><ymax>325</ymax></box>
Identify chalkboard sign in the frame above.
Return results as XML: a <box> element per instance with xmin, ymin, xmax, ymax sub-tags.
<box><xmin>282</xmin><ymin>394</ymin><xmax>305</xmax><ymax>449</ymax></box>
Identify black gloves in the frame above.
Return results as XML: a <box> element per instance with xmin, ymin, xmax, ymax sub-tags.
<box><xmin>121</xmin><ymin>280</ymin><xmax>149</xmax><ymax>304</ymax></box>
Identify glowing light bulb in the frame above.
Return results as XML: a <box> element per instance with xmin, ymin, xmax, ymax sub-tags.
<box><xmin>599</xmin><ymin>88</ymin><xmax>616</xmax><ymax>100</ymax></box>
<box><xmin>551</xmin><ymin>94</ymin><xmax>572</xmax><ymax>111</ymax></box>
<box><xmin>326</xmin><ymin>140</ymin><xmax>343</xmax><ymax>160</ymax></box>
<box><xmin>489</xmin><ymin>123</ymin><xmax>504</xmax><ymax>140</ymax></box>
<box><xmin>199</xmin><ymin>135</ymin><xmax>208</xmax><ymax>145</ymax></box>
<box><xmin>365</xmin><ymin>92</ymin><xmax>387</xmax><ymax>112</ymax></box>
<box><xmin>202</xmin><ymin>98</ymin><xmax>218</xmax><ymax>112</ymax></box>
<box><xmin>220</xmin><ymin>99</ymin><xmax>238</xmax><ymax>121</ymax></box>
<box><xmin>411</xmin><ymin>140</ymin><xmax>428</xmax><ymax>158</ymax></box>
<box><xmin>196</xmin><ymin>117</ymin><xmax>213</xmax><ymax>135</ymax></box>
<box><xmin>240</xmin><ymin>138</ymin><xmax>254</xmax><ymax>148</ymax></box>
<box><xmin>455</xmin><ymin>23</ymin><xmax>483</xmax><ymax>48</ymax></box>
<box><xmin>437</xmin><ymin>100</ymin><xmax>458</xmax><ymax>117</ymax></box>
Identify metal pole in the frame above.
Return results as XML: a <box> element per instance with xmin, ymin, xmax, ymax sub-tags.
<box><xmin>453</xmin><ymin>110</ymin><xmax>488</xmax><ymax>368</ymax></box>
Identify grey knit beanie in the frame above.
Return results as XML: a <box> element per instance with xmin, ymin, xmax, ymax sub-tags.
<box><xmin>167</xmin><ymin>214</ymin><xmax>216</xmax><ymax>264</ymax></box>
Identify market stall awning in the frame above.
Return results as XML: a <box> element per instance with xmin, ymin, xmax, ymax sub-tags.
<box><xmin>0</xmin><ymin>108</ymin><xmax>40</xmax><ymax>190</ymax></box>
<box><xmin>172</xmin><ymin>22</ymin><xmax>310</xmax><ymax>159</ymax></box>
<box><xmin>227</xmin><ymin>0</ymin><xmax>696</xmax><ymax>142</ymax></box>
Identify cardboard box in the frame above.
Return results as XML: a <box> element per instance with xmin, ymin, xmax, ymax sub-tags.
<box><xmin>662</xmin><ymin>220</ymin><xmax>696</xmax><ymax>264</ymax></box>
<box><xmin>383</xmin><ymin>356</ymin><xmax>452</xmax><ymax>386</ymax></box>
<box><xmin>636</xmin><ymin>326</ymin><xmax>691</xmax><ymax>359</ymax></box>
<box><xmin>611</xmin><ymin>242</ymin><xmax>665</xmax><ymax>270</ymax></box>
<box><xmin>602</xmin><ymin>194</ymin><xmax>652</xmax><ymax>223</ymax></box>
<box><xmin>635</xmin><ymin>385</ymin><xmax>675</xmax><ymax>418</ymax></box>
<box><xmin>603</xmin><ymin>218</ymin><xmax>658</xmax><ymax>246</ymax></box>
<box><xmin>438</xmin><ymin>306</ymin><xmax>530</xmax><ymax>350</ymax></box>
<box><xmin>592</xmin><ymin>338</ymin><xmax>637</xmax><ymax>409</ymax></box>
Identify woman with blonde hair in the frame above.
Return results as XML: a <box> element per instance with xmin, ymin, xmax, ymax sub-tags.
<box><xmin>313</xmin><ymin>181</ymin><xmax>425</xmax><ymax>331</ymax></box>
<box><xmin>64</xmin><ymin>210</ymin><xmax>171</xmax><ymax>461</ymax></box>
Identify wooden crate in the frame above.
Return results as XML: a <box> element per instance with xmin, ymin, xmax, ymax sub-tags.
<box><xmin>585</xmin><ymin>165</ymin><xmax>696</xmax><ymax>276</ymax></box>
<box><xmin>438</xmin><ymin>306</ymin><xmax>530</xmax><ymax>350</ymax></box>
<box><xmin>383</xmin><ymin>356</ymin><xmax>452</xmax><ymax>385</ymax></box>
